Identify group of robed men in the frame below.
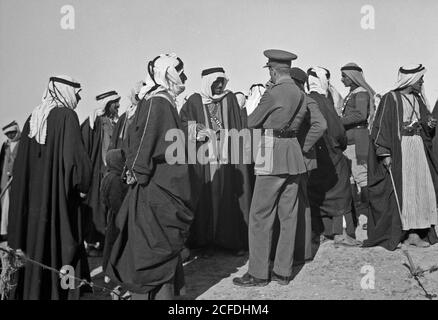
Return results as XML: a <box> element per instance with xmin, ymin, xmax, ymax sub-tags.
<box><xmin>1</xmin><ymin>49</ymin><xmax>438</xmax><ymax>299</ymax></box>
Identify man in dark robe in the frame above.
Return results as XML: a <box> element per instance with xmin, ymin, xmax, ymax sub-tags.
<box><xmin>109</xmin><ymin>81</ymin><xmax>145</xmax><ymax>152</ymax></box>
<box><xmin>235</xmin><ymin>91</ymin><xmax>248</xmax><ymax>127</ymax></box>
<box><xmin>81</xmin><ymin>90</ymin><xmax>120</xmax><ymax>255</ymax></box>
<box><xmin>364</xmin><ymin>65</ymin><xmax>438</xmax><ymax>250</ymax></box>
<box><xmin>105</xmin><ymin>53</ymin><xmax>193</xmax><ymax>300</ymax></box>
<box><xmin>100</xmin><ymin>149</ymin><xmax>128</xmax><ymax>275</ymax></box>
<box><xmin>180</xmin><ymin>67</ymin><xmax>253</xmax><ymax>256</ymax></box>
<box><xmin>0</xmin><ymin>121</ymin><xmax>21</xmax><ymax>277</ymax></box>
<box><xmin>305</xmin><ymin>67</ymin><xmax>359</xmax><ymax>245</ymax></box>
<box><xmin>0</xmin><ymin>121</ymin><xmax>21</xmax><ymax>243</ymax></box>
<box><xmin>7</xmin><ymin>76</ymin><xmax>91</xmax><ymax>300</ymax></box>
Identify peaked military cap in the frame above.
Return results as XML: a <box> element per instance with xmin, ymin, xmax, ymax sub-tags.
<box><xmin>263</xmin><ymin>49</ymin><xmax>298</xmax><ymax>68</ymax></box>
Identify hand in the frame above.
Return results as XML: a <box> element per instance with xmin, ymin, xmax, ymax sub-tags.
<box><xmin>80</xmin><ymin>193</ymin><xmax>87</xmax><ymax>199</ymax></box>
<box><xmin>427</xmin><ymin>116</ymin><xmax>437</xmax><ymax>129</ymax></box>
<box><xmin>125</xmin><ymin>170</ymin><xmax>137</xmax><ymax>185</ymax></box>
<box><xmin>382</xmin><ymin>156</ymin><xmax>392</xmax><ymax>169</ymax></box>
<box><xmin>197</xmin><ymin>129</ymin><xmax>210</xmax><ymax>141</ymax></box>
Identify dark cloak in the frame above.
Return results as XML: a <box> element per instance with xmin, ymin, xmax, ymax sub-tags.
<box><xmin>180</xmin><ymin>92</ymin><xmax>253</xmax><ymax>251</ymax></box>
<box><xmin>8</xmin><ymin>108</ymin><xmax>92</xmax><ymax>300</ymax></box>
<box><xmin>100</xmin><ymin>149</ymin><xmax>128</xmax><ymax>271</ymax></box>
<box><xmin>80</xmin><ymin>116</ymin><xmax>107</xmax><ymax>243</ymax></box>
<box><xmin>105</xmin><ymin>93</ymin><xmax>194</xmax><ymax>294</ymax></box>
<box><xmin>109</xmin><ymin>112</ymin><xmax>127</xmax><ymax>151</ymax></box>
<box><xmin>364</xmin><ymin>91</ymin><xmax>438</xmax><ymax>250</ymax></box>
<box><xmin>307</xmin><ymin>92</ymin><xmax>352</xmax><ymax>233</ymax></box>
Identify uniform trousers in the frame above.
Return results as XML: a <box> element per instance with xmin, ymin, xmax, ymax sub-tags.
<box><xmin>248</xmin><ymin>173</ymin><xmax>306</xmax><ymax>279</ymax></box>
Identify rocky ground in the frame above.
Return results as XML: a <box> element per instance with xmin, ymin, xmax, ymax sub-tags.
<box><xmin>82</xmin><ymin>217</ymin><xmax>438</xmax><ymax>300</ymax></box>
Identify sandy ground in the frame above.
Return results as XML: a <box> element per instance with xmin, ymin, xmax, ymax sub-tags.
<box><xmin>82</xmin><ymin>216</ymin><xmax>438</xmax><ymax>300</ymax></box>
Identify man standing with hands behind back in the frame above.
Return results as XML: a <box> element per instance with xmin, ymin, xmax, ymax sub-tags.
<box><xmin>233</xmin><ymin>50</ymin><xmax>326</xmax><ymax>287</ymax></box>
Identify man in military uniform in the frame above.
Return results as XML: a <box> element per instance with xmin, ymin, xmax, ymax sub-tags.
<box><xmin>233</xmin><ymin>50</ymin><xmax>327</xmax><ymax>287</ymax></box>
<box><xmin>340</xmin><ymin>63</ymin><xmax>375</xmax><ymax>229</ymax></box>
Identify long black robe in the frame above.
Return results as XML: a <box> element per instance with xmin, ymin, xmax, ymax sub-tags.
<box><xmin>105</xmin><ymin>92</ymin><xmax>194</xmax><ymax>294</ymax></box>
<box><xmin>364</xmin><ymin>91</ymin><xmax>438</xmax><ymax>250</ymax></box>
<box><xmin>180</xmin><ymin>92</ymin><xmax>253</xmax><ymax>251</ymax></box>
<box><xmin>80</xmin><ymin>116</ymin><xmax>108</xmax><ymax>243</ymax></box>
<box><xmin>307</xmin><ymin>92</ymin><xmax>352</xmax><ymax>235</ymax></box>
<box><xmin>100</xmin><ymin>150</ymin><xmax>128</xmax><ymax>272</ymax></box>
<box><xmin>109</xmin><ymin>112</ymin><xmax>127</xmax><ymax>151</ymax></box>
<box><xmin>8</xmin><ymin>108</ymin><xmax>92</xmax><ymax>300</ymax></box>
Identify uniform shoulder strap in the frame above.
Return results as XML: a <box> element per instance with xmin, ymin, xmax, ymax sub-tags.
<box><xmin>280</xmin><ymin>92</ymin><xmax>305</xmax><ymax>133</ymax></box>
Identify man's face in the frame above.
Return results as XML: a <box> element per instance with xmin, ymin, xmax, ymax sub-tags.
<box><xmin>130</xmin><ymin>90</ymin><xmax>139</xmax><ymax>106</ymax></box>
<box><xmin>411</xmin><ymin>76</ymin><xmax>424</xmax><ymax>93</ymax></box>
<box><xmin>211</xmin><ymin>78</ymin><xmax>225</xmax><ymax>95</ymax></box>
<box><xmin>341</xmin><ymin>72</ymin><xmax>353</xmax><ymax>87</ymax></box>
<box><xmin>5</xmin><ymin>131</ymin><xmax>17</xmax><ymax>140</ymax></box>
<box><xmin>108</xmin><ymin>101</ymin><xmax>120</xmax><ymax>118</ymax></box>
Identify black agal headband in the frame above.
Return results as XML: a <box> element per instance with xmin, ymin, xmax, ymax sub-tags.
<box><xmin>341</xmin><ymin>66</ymin><xmax>363</xmax><ymax>73</ymax></box>
<box><xmin>49</xmin><ymin>77</ymin><xmax>81</xmax><ymax>89</ymax></box>
<box><xmin>399</xmin><ymin>64</ymin><xmax>425</xmax><ymax>74</ymax></box>
<box><xmin>96</xmin><ymin>91</ymin><xmax>118</xmax><ymax>101</ymax></box>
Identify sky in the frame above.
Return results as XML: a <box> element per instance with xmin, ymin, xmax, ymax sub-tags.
<box><xmin>1</xmin><ymin>0</ymin><xmax>438</xmax><ymax>135</ymax></box>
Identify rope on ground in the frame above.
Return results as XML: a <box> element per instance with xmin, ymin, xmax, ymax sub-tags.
<box><xmin>0</xmin><ymin>246</ymin><xmax>127</xmax><ymax>300</ymax></box>
<box><xmin>402</xmin><ymin>249</ymin><xmax>438</xmax><ymax>300</ymax></box>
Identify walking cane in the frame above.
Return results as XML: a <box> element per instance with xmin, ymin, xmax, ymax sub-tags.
<box><xmin>387</xmin><ymin>165</ymin><xmax>403</xmax><ymax>228</ymax></box>
<box><xmin>0</xmin><ymin>177</ymin><xmax>13</xmax><ymax>200</ymax></box>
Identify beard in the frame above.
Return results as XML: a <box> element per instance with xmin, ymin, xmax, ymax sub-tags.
<box><xmin>170</xmin><ymin>83</ymin><xmax>186</xmax><ymax>97</ymax></box>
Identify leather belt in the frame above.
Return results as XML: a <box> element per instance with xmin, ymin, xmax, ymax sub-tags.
<box><xmin>272</xmin><ymin>130</ymin><xmax>298</xmax><ymax>138</ymax></box>
<box><xmin>401</xmin><ymin>124</ymin><xmax>422</xmax><ymax>136</ymax></box>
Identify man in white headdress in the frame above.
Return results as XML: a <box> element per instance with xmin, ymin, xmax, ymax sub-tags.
<box><xmin>365</xmin><ymin>64</ymin><xmax>438</xmax><ymax>250</ymax></box>
<box><xmin>7</xmin><ymin>76</ymin><xmax>91</xmax><ymax>299</ymax></box>
<box><xmin>340</xmin><ymin>63</ymin><xmax>376</xmax><ymax>229</ymax></box>
<box><xmin>234</xmin><ymin>91</ymin><xmax>248</xmax><ymax>126</ymax></box>
<box><xmin>104</xmin><ymin>53</ymin><xmax>194</xmax><ymax>300</ymax></box>
<box><xmin>306</xmin><ymin>67</ymin><xmax>359</xmax><ymax>245</ymax></box>
<box><xmin>0</xmin><ymin>121</ymin><xmax>21</xmax><ymax>282</ymax></box>
<box><xmin>109</xmin><ymin>81</ymin><xmax>145</xmax><ymax>152</ymax></box>
<box><xmin>80</xmin><ymin>90</ymin><xmax>121</xmax><ymax>255</ymax></box>
<box><xmin>0</xmin><ymin>122</ymin><xmax>21</xmax><ymax>242</ymax></box>
<box><xmin>245</xmin><ymin>84</ymin><xmax>266</xmax><ymax>116</ymax></box>
<box><xmin>180</xmin><ymin>67</ymin><xmax>253</xmax><ymax>257</ymax></box>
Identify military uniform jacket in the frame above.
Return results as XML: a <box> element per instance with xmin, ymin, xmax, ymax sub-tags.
<box><xmin>248</xmin><ymin>77</ymin><xmax>327</xmax><ymax>175</ymax></box>
<box><xmin>341</xmin><ymin>88</ymin><xmax>370</xmax><ymax>162</ymax></box>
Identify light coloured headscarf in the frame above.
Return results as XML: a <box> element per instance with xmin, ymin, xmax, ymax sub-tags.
<box><xmin>88</xmin><ymin>90</ymin><xmax>121</xmax><ymax>130</ymax></box>
<box><xmin>394</xmin><ymin>64</ymin><xmax>431</xmax><ymax>111</ymax></box>
<box><xmin>200</xmin><ymin>67</ymin><xmax>230</xmax><ymax>104</ymax></box>
<box><xmin>245</xmin><ymin>84</ymin><xmax>266</xmax><ymax>116</ymax></box>
<box><xmin>29</xmin><ymin>75</ymin><xmax>81</xmax><ymax>144</ymax></box>
<box><xmin>307</xmin><ymin>67</ymin><xmax>330</xmax><ymax>95</ymax></box>
<box><xmin>138</xmin><ymin>53</ymin><xmax>186</xmax><ymax>104</ymax></box>
<box><xmin>235</xmin><ymin>92</ymin><xmax>247</xmax><ymax>109</ymax></box>
<box><xmin>2</xmin><ymin>121</ymin><xmax>21</xmax><ymax>149</ymax></box>
<box><xmin>341</xmin><ymin>63</ymin><xmax>376</xmax><ymax>126</ymax></box>
<box><xmin>126</xmin><ymin>81</ymin><xmax>145</xmax><ymax>119</ymax></box>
